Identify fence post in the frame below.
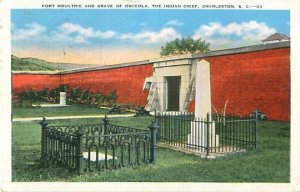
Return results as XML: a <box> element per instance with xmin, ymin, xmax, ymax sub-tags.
<box><xmin>76</xmin><ymin>130</ymin><xmax>85</xmax><ymax>175</ymax></box>
<box><xmin>255</xmin><ymin>109</ymin><xmax>259</xmax><ymax>150</ymax></box>
<box><xmin>39</xmin><ymin>117</ymin><xmax>48</xmax><ymax>167</ymax></box>
<box><xmin>154</xmin><ymin>109</ymin><xmax>160</xmax><ymax>143</ymax></box>
<box><xmin>148</xmin><ymin>120</ymin><xmax>158</xmax><ymax>164</ymax></box>
<box><xmin>102</xmin><ymin>115</ymin><xmax>110</xmax><ymax>169</ymax></box>
<box><xmin>103</xmin><ymin>115</ymin><xmax>109</xmax><ymax>135</ymax></box>
<box><xmin>206</xmin><ymin>113</ymin><xmax>210</xmax><ymax>156</ymax></box>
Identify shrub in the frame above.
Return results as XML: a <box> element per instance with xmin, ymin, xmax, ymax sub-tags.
<box><xmin>15</xmin><ymin>85</ymin><xmax>118</xmax><ymax>108</ymax></box>
<box><xmin>92</xmin><ymin>92</ymin><xmax>103</xmax><ymax>106</ymax></box>
<box><xmin>107</xmin><ymin>91</ymin><xmax>117</xmax><ymax>104</ymax></box>
<box><xmin>58</xmin><ymin>84</ymin><xmax>68</xmax><ymax>92</ymax></box>
<box><xmin>69</xmin><ymin>87</ymin><xmax>81</xmax><ymax>103</ymax></box>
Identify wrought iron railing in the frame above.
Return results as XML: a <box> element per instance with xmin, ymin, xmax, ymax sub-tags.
<box><xmin>39</xmin><ymin>116</ymin><xmax>158</xmax><ymax>175</ymax></box>
<box><xmin>155</xmin><ymin>111</ymin><xmax>258</xmax><ymax>156</ymax></box>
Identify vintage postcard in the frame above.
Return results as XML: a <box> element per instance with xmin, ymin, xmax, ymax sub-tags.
<box><xmin>1</xmin><ymin>0</ymin><xmax>300</xmax><ymax>191</ymax></box>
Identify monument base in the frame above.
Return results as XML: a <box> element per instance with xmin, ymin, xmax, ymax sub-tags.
<box><xmin>187</xmin><ymin>121</ymin><xmax>219</xmax><ymax>148</ymax></box>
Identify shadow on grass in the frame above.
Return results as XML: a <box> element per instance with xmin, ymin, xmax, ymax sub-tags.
<box><xmin>12</xmin><ymin>146</ymin><xmax>289</xmax><ymax>182</ymax></box>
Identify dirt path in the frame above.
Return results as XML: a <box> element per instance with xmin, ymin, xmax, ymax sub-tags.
<box><xmin>12</xmin><ymin>114</ymin><xmax>135</xmax><ymax>122</ymax></box>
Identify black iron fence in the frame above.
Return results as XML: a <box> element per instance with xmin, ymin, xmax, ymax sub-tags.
<box><xmin>155</xmin><ymin>111</ymin><xmax>258</xmax><ymax>156</ymax></box>
<box><xmin>39</xmin><ymin>116</ymin><xmax>158</xmax><ymax>175</ymax></box>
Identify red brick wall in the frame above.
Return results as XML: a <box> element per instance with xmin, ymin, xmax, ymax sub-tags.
<box><xmin>61</xmin><ymin>64</ymin><xmax>153</xmax><ymax>106</ymax></box>
<box><xmin>12</xmin><ymin>64</ymin><xmax>153</xmax><ymax>106</ymax></box>
<box><xmin>12</xmin><ymin>73</ymin><xmax>61</xmax><ymax>93</ymax></box>
<box><xmin>188</xmin><ymin>48</ymin><xmax>290</xmax><ymax>121</ymax></box>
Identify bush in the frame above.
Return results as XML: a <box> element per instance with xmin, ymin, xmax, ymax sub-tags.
<box><xmin>69</xmin><ymin>87</ymin><xmax>81</xmax><ymax>103</ymax></box>
<box><xmin>15</xmin><ymin>85</ymin><xmax>118</xmax><ymax>108</ymax></box>
<box><xmin>107</xmin><ymin>91</ymin><xmax>117</xmax><ymax>104</ymax></box>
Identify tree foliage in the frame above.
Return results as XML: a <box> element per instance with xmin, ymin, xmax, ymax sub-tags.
<box><xmin>160</xmin><ymin>37</ymin><xmax>210</xmax><ymax>56</ymax></box>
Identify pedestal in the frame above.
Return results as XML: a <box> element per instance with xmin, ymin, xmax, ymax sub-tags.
<box><xmin>188</xmin><ymin>121</ymin><xmax>219</xmax><ymax>148</ymax></box>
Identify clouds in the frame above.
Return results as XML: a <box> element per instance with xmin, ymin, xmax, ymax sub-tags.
<box><xmin>58</xmin><ymin>23</ymin><xmax>116</xmax><ymax>43</ymax></box>
<box><xmin>192</xmin><ymin>21</ymin><xmax>276</xmax><ymax>49</ymax></box>
<box><xmin>12</xmin><ymin>22</ymin><xmax>117</xmax><ymax>44</ymax></box>
<box><xmin>12</xmin><ymin>22</ymin><xmax>181</xmax><ymax>45</ymax></box>
<box><xmin>12</xmin><ymin>22</ymin><xmax>47</xmax><ymax>41</ymax></box>
<box><xmin>193</xmin><ymin>21</ymin><xmax>276</xmax><ymax>39</ymax></box>
<box><xmin>120</xmin><ymin>27</ymin><xmax>181</xmax><ymax>44</ymax></box>
<box><xmin>12</xmin><ymin>20</ymin><xmax>278</xmax><ymax>51</ymax></box>
<box><xmin>57</xmin><ymin>22</ymin><xmax>182</xmax><ymax>45</ymax></box>
<box><xmin>165</xmin><ymin>20</ymin><xmax>185</xmax><ymax>26</ymax></box>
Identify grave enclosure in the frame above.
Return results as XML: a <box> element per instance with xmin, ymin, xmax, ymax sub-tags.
<box><xmin>39</xmin><ymin>116</ymin><xmax>158</xmax><ymax>174</ymax></box>
<box><xmin>155</xmin><ymin>111</ymin><xmax>258</xmax><ymax>158</ymax></box>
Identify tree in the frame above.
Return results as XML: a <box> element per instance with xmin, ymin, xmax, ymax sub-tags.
<box><xmin>160</xmin><ymin>37</ymin><xmax>210</xmax><ymax>56</ymax></box>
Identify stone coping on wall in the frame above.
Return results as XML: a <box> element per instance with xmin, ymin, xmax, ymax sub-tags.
<box><xmin>192</xmin><ymin>41</ymin><xmax>290</xmax><ymax>59</ymax></box>
<box><xmin>12</xmin><ymin>70</ymin><xmax>63</xmax><ymax>75</ymax></box>
<box><xmin>12</xmin><ymin>41</ymin><xmax>290</xmax><ymax>75</ymax></box>
<box><xmin>149</xmin><ymin>41</ymin><xmax>290</xmax><ymax>64</ymax></box>
<box><xmin>150</xmin><ymin>53</ymin><xmax>193</xmax><ymax>63</ymax></box>
<box><xmin>153</xmin><ymin>58</ymin><xmax>193</xmax><ymax>68</ymax></box>
<box><xmin>63</xmin><ymin>59</ymin><xmax>151</xmax><ymax>74</ymax></box>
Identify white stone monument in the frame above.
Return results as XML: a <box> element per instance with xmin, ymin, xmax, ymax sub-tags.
<box><xmin>59</xmin><ymin>92</ymin><xmax>67</xmax><ymax>106</ymax></box>
<box><xmin>188</xmin><ymin>59</ymin><xmax>219</xmax><ymax>148</ymax></box>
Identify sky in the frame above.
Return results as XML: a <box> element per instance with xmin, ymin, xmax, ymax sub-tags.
<box><xmin>11</xmin><ymin>9</ymin><xmax>290</xmax><ymax>65</ymax></box>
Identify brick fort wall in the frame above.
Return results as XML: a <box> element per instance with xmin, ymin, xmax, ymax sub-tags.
<box><xmin>12</xmin><ymin>73</ymin><xmax>61</xmax><ymax>93</ymax></box>
<box><xmin>188</xmin><ymin>48</ymin><xmax>290</xmax><ymax>121</ymax></box>
<box><xmin>61</xmin><ymin>64</ymin><xmax>153</xmax><ymax>106</ymax></box>
<box><xmin>12</xmin><ymin>47</ymin><xmax>290</xmax><ymax>121</ymax></box>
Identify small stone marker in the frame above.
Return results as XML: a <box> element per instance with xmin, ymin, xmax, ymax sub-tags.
<box><xmin>83</xmin><ymin>152</ymin><xmax>114</xmax><ymax>162</ymax></box>
<box><xmin>60</xmin><ymin>92</ymin><xmax>67</xmax><ymax>106</ymax></box>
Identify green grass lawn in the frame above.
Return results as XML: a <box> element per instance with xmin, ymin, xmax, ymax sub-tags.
<box><xmin>12</xmin><ymin>117</ymin><xmax>290</xmax><ymax>182</ymax></box>
<box><xmin>12</xmin><ymin>104</ymin><xmax>135</xmax><ymax>118</ymax></box>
